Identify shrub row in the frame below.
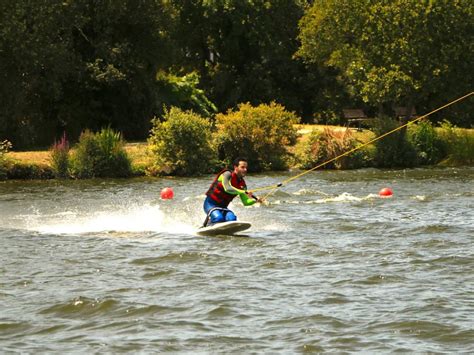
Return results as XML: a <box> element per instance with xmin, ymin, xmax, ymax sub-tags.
<box><xmin>147</xmin><ymin>102</ymin><xmax>300</xmax><ymax>175</ymax></box>
<box><xmin>2</xmin><ymin>105</ymin><xmax>472</xmax><ymax>180</ymax></box>
<box><xmin>148</xmin><ymin>105</ymin><xmax>473</xmax><ymax>175</ymax></box>
<box><xmin>293</xmin><ymin>119</ymin><xmax>473</xmax><ymax>170</ymax></box>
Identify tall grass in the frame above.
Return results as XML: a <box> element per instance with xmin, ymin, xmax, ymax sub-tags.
<box><xmin>50</xmin><ymin>132</ymin><xmax>70</xmax><ymax>178</ymax></box>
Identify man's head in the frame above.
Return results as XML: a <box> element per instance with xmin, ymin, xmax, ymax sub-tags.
<box><xmin>232</xmin><ymin>157</ymin><xmax>248</xmax><ymax>178</ymax></box>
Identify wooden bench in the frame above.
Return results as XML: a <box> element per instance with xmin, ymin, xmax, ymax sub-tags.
<box><xmin>343</xmin><ymin>109</ymin><xmax>374</xmax><ymax>131</ymax></box>
<box><xmin>394</xmin><ymin>106</ymin><xmax>417</xmax><ymax>120</ymax></box>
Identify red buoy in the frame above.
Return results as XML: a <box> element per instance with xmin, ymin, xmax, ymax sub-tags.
<box><xmin>160</xmin><ymin>187</ymin><xmax>174</xmax><ymax>200</ymax></box>
<box><xmin>379</xmin><ymin>187</ymin><xmax>393</xmax><ymax>197</ymax></box>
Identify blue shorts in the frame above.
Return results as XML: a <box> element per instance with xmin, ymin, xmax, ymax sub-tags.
<box><xmin>203</xmin><ymin>196</ymin><xmax>237</xmax><ymax>224</ymax></box>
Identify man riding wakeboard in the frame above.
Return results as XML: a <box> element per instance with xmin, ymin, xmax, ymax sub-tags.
<box><xmin>203</xmin><ymin>157</ymin><xmax>262</xmax><ymax>226</ymax></box>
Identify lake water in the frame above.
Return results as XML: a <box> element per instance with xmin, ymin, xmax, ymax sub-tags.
<box><xmin>1</xmin><ymin>167</ymin><xmax>473</xmax><ymax>353</ymax></box>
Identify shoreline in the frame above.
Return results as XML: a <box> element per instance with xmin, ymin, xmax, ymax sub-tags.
<box><xmin>2</xmin><ymin>124</ymin><xmax>473</xmax><ymax>180</ymax></box>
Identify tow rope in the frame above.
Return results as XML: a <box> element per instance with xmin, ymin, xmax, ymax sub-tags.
<box><xmin>249</xmin><ymin>91</ymin><xmax>473</xmax><ymax>200</ymax></box>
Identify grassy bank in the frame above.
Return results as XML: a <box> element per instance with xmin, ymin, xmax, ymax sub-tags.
<box><xmin>2</xmin><ymin>124</ymin><xmax>473</xmax><ymax>180</ymax></box>
<box><xmin>4</xmin><ymin>125</ymin><xmax>349</xmax><ymax>178</ymax></box>
<box><xmin>3</xmin><ymin>142</ymin><xmax>151</xmax><ymax>179</ymax></box>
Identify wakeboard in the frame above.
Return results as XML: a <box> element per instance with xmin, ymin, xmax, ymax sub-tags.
<box><xmin>196</xmin><ymin>221</ymin><xmax>251</xmax><ymax>236</ymax></box>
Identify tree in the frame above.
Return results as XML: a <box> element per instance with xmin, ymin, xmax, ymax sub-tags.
<box><xmin>0</xmin><ymin>1</ymin><xmax>176</xmax><ymax>148</ymax></box>
<box><xmin>297</xmin><ymin>0</ymin><xmax>473</xmax><ymax>124</ymax></box>
<box><xmin>0</xmin><ymin>2</ymin><xmax>79</xmax><ymax>147</ymax></box>
<box><xmin>171</xmin><ymin>0</ymin><xmax>317</xmax><ymax>117</ymax></box>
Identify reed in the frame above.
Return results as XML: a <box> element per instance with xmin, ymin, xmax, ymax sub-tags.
<box><xmin>50</xmin><ymin>132</ymin><xmax>70</xmax><ymax>178</ymax></box>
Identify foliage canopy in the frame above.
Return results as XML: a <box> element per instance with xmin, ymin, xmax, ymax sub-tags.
<box><xmin>297</xmin><ymin>0</ymin><xmax>473</xmax><ymax>122</ymax></box>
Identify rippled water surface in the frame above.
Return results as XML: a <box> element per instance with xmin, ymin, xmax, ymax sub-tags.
<box><xmin>1</xmin><ymin>168</ymin><xmax>473</xmax><ymax>353</ymax></box>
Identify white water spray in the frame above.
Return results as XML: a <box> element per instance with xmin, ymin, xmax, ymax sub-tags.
<box><xmin>26</xmin><ymin>203</ymin><xmax>196</xmax><ymax>235</ymax></box>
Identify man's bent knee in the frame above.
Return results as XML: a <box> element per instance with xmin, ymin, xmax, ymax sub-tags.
<box><xmin>211</xmin><ymin>210</ymin><xmax>225</xmax><ymax>223</ymax></box>
<box><xmin>225</xmin><ymin>211</ymin><xmax>237</xmax><ymax>221</ymax></box>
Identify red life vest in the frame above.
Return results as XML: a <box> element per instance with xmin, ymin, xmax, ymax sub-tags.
<box><xmin>206</xmin><ymin>169</ymin><xmax>247</xmax><ymax>207</ymax></box>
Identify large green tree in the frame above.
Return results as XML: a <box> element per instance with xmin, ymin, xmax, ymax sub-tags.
<box><xmin>171</xmin><ymin>0</ymin><xmax>319</xmax><ymax>117</ymax></box>
<box><xmin>297</xmin><ymin>0</ymin><xmax>473</xmax><ymax>124</ymax></box>
<box><xmin>66</xmin><ymin>1</ymin><xmax>176</xmax><ymax>140</ymax></box>
<box><xmin>0</xmin><ymin>2</ymin><xmax>78</xmax><ymax>147</ymax></box>
<box><xmin>0</xmin><ymin>1</ymin><xmax>175</xmax><ymax>148</ymax></box>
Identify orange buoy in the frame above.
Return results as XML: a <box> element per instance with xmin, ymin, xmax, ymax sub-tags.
<box><xmin>160</xmin><ymin>187</ymin><xmax>174</xmax><ymax>199</ymax></box>
<box><xmin>379</xmin><ymin>187</ymin><xmax>393</xmax><ymax>197</ymax></box>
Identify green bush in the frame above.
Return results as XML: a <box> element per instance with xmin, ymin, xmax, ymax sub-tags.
<box><xmin>214</xmin><ymin>102</ymin><xmax>300</xmax><ymax>172</ymax></box>
<box><xmin>373</xmin><ymin>118</ymin><xmax>417</xmax><ymax>168</ymax></box>
<box><xmin>0</xmin><ymin>140</ymin><xmax>12</xmax><ymax>180</ymax></box>
<box><xmin>70</xmin><ymin>128</ymin><xmax>132</xmax><ymax>178</ymax></box>
<box><xmin>148</xmin><ymin>107</ymin><xmax>215</xmax><ymax>176</ymax></box>
<box><xmin>50</xmin><ymin>132</ymin><xmax>70</xmax><ymax>178</ymax></box>
<box><xmin>6</xmin><ymin>162</ymin><xmax>54</xmax><ymax>179</ymax></box>
<box><xmin>294</xmin><ymin>128</ymin><xmax>372</xmax><ymax>169</ymax></box>
<box><xmin>438</xmin><ymin>120</ymin><xmax>474</xmax><ymax>165</ymax></box>
<box><xmin>408</xmin><ymin>120</ymin><xmax>445</xmax><ymax>165</ymax></box>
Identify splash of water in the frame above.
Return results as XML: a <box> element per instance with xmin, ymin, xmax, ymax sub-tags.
<box><xmin>27</xmin><ymin>204</ymin><xmax>196</xmax><ymax>235</ymax></box>
<box><xmin>271</xmin><ymin>192</ymin><xmax>379</xmax><ymax>205</ymax></box>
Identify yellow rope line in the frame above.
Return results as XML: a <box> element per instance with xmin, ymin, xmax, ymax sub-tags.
<box><xmin>250</xmin><ymin>91</ymin><xmax>473</xmax><ymax>197</ymax></box>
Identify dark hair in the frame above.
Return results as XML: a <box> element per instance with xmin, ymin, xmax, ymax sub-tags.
<box><xmin>232</xmin><ymin>157</ymin><xmax>248</xmax><ymax>167</ymax></box>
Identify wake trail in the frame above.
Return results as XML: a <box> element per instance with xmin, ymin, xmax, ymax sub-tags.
<box><xmin>23</xmin><ymin>203</ymin><xmax>196</xmax><ymax>235</ymax></box>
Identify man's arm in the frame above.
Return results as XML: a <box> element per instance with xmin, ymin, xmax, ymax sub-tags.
<box><xmin>239</xmin><ymin>192</ymin><xmax>257</xmax><ymax>206</ymax></box>
<box><xmin>221</xmin><ymin>171</ymin><xmax>257</xmax><ymax>206</ymax></box>
<box><xmin>220</xmin><ymin>171</ymin><xmax>245</xmax><ymax>195</ymax></box>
